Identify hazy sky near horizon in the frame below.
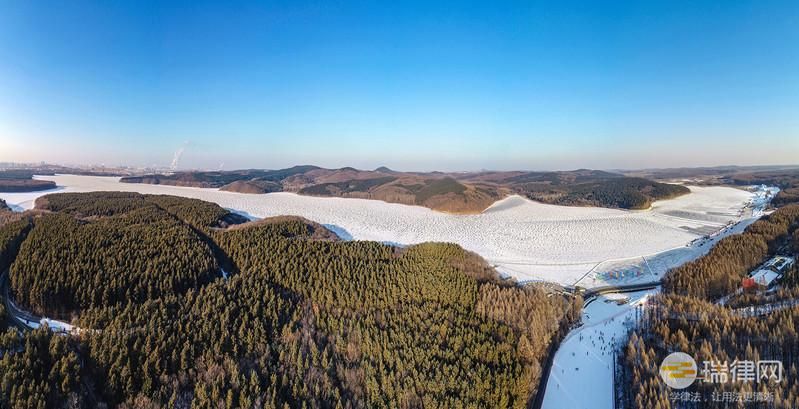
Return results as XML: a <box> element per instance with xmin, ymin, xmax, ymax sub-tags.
<box><xmin>1</xmin><ymin>1</ymin><xmax>797</xmax><ymax>172</ymax></box>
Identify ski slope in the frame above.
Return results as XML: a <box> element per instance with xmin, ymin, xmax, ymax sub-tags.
<box><xmin>542</xmin><ymin>289</ymin><xmax>657</xmax><ymax>409</ymax></box>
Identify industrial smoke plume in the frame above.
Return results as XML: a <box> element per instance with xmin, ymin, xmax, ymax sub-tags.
<box><xmin>170</xmin><ymin>141</ymin><xmax>190</xmax><ymax>171</ymax></box>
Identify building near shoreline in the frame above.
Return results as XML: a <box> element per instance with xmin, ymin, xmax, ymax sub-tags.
<box><xmin>744</xmin><ymin>256</ymin><xmax>796</xmax><ymax>289</ymax></box>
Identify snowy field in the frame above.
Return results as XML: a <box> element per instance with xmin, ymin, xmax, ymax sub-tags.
<box><xmin>0</xmin><ymin>175</ymin><xmax>769</xmax><ymax>286</ymax></box>
<box><xmin>542</xmin><ymin>289</ymin><xmax>658</xmax><ymax>409</ymax></box>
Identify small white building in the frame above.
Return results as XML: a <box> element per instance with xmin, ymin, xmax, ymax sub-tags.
<box><xmin>751</xmin><ymin>269</ymin><xmax>781</xmax><ymax>288</ymax></box>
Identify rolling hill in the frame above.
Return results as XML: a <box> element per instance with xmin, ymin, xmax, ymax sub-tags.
<box><xmin>0</xmin><ymin>170</ymin><xmax>57</xmax><ymax>193</ymax></box>
<box><xmin>121</xmin><ymin>166</ymin><xmax>690</xmax><ymax>212</ymax></box>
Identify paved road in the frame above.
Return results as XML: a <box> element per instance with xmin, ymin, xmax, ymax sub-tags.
<box><xmin>1</xmin><ymin>269</ymin><xmax>44</xmax><ymax>331</ymax></box>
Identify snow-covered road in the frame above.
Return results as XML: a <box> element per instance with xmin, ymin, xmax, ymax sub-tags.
<box><xmin>0</xmin><ymin>270</ymin><xmax>78</xmax><ymax>333</ymax></box>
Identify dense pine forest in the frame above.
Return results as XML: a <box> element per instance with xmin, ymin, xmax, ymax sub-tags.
<box><xmin>509</xmin><ymin>175</ymin><xmax>690</xmax><ymax>210</ymax></box>
<box><xmin>619</xmin><ymin>182</ymin><xmax>799</xmax><ymax>408</ymax></box>
<box><xmin>662</xmin><ymin>204</ymin><xmax>799</xmax><ymax>301</ymax></box>
<box><xmin>0</xmin><ymin>192</ymin><xmax>578</xmax><ymax>408</ymax></box>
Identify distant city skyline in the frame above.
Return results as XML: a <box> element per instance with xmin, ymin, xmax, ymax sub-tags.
<box><xmin>1</xmin><ymin>1</ymin><xmax>798</xmax><ymax>171</ymax></box>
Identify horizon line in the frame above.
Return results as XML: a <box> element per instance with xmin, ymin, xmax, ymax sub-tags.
<box><xmin>2</xmin><ymin>160</ymin><xmax>799</xmax><ymax>175</ymax></box>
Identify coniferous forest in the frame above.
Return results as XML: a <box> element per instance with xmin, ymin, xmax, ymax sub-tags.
<box><xmin>0</xmin><ymin>192</ymin><xmax>578</xmax><ymax>408</ymax></box>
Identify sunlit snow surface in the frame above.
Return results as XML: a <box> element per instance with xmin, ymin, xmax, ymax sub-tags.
<box><xmin>0</xmin><ymin>175</ymin><xmax>772</xmax><ymax>286</ymax></box>
<box><xmin>542</xmin><ymin>289</ymin><xmax>657</xmax><ymax>409</ymax></box>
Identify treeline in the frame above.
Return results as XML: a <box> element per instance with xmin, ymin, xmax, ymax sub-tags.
<box><xmin>0</xmin><ymin>170</ymin><xmax>57</xmax><ymax>193</ymax></box>
<box><xmin>120</xmin><ymin>166</ymin><xmax>319</xmax><ymax>188</ymax></box>
<box><xmin>10</xmin><ymin>207</ymin><xmax>218</xmax><ymax>318</ymax></box>
<box><xmin>143</xmin><ymin>194</ymin><xmax>248</xmax><ymax>229</ymax></box>
<box><xmin>299</xmin><ymin>176</ymin><xmax>397</xmax><ymax>196</ymax></box>
<box><xmin>662</xmin><ymin>204</ymin><xmax>799</xmax><ymax>300</ymax></box>
<box><xmin>1</xmin><ymin>192</ymin><xmax>576</xmax><ymax>408</ymax></box>
<box><xmin>0</xmin><ymin>217</ymin><xmax>32</xmax><ymax>273</ymax></box>
<box><xmin>774</xmin><ymin>186</ymin><xmax>799</xmax><ymax>208</ymax></box>
<box><xmin>35</xmin><ymin>191</ymin><xmax>242</xmax><ymax>229</ymax></box>
<box><xmin>0</xmin><ymin>327</ymin><xmax>84</xmax><ymax>408</ymax></box>
<box><xmin>619</xmin><ymin>294</ymin><xmax>799</xmax><ymax>409</ymax></box>
<box><xmin>36</xmin><ymin>191</ymin><xmax>149</xmax><ymax>217</ymax></box>
<box><xmin>567</xmin><ymin>177</ymin><xmax>689</xmax><ymax>209</ymax></box>
<box><xmin>727</xmin><ymin>169</ymin><xmax>799</xmax><ymax>208</ymax></box>
<box><xmin>514</xmin><ymin>177</ymin><xmax>690</xmax><ymax>210</ymax></box>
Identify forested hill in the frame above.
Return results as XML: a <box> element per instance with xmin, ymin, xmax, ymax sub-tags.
<box><xmin>120</xmin><ymin>166</ymin><xmax>689</xmax><ymax>212</ymax></box>
<box><xmin>0</xmin><ymin>170</ymin><xmax>56</xmax><ymax>193</ymax></box>
<box><xmin>0</xmin><ymin>191</ymin><xmax>580</xmax><ymax>408</ymax></box>
<box><xmin>725</xmin><ymin>168</ymin><xmax>799</xmax><ymax>208</ymax></box>
<box><xmin>501</xmin><ymin>174</ymin><xmax>689</xmax><ymax>209</ymax></box>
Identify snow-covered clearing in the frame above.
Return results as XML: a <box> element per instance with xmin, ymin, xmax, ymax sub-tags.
<box><xmin>542</xmin><ymin>289</ymin><xmax>657</xmax><ymax>409</ymax></box>
<box><xmin>39</xmin><ymin>318</ymin><xmax>78</xmax><ymax>333</ymax></box>
<box><xmin>0</xmin><ymin>175</ymin><xmax>770</xmax><ymax>286</ymax></box>
<box><xmin>6</xmin><ymin>295</ymin><xmax>80</xmax><ymax>334</ymax></box>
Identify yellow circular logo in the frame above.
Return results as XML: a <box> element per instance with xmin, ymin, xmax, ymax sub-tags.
<box><xmin>659</xmin><ymin>352</ymin><xmax>698</xmax><ymax>389</ymax></box>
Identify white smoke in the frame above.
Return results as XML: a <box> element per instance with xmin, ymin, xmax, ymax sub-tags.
<box><xmin>170</xmin><ymin>141</ymin><xmax>190</xmax><ymax>171</ymax></box>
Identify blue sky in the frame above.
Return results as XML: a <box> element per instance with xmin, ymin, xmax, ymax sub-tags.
<box><xmin>0</xmin><ymin>1</ymin><xmax>797</xmax><ymax>171</ymax></box>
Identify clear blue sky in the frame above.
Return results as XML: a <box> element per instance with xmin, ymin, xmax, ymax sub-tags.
<box><xmin>1</xmin><ymin>1</ymin><xmax>797</xmax><ymax>171</ymax></box>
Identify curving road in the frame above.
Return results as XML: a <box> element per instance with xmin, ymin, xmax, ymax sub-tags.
<box><xmin>1</xmin><ymin>269</ymin><xmax>76</xmax><ymax>333</ymax></box>
<box><xmin>0</xmin><ymin>269</ymin><xmax>40</xmax><ymax>331</ymax></box>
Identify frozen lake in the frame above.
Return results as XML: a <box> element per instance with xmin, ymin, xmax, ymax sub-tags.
<box><xmin>0</xmin><ymin>175</ymin><xmax>770</xmax><ymax>286</ymax></box>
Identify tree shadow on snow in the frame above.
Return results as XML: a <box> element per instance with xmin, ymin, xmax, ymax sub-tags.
<box><xmin>226</xmin><ymin>208</ymin><xmax>258</xmax><ymax>221</ymax></box>
<box><xmin>323</xmin><ymin>224</ymin><xmax>354</xmax><ymax>241</ymax></box>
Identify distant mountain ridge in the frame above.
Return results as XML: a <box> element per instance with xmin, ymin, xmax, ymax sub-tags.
<box><xmin>120</xmin><ymin>166</ymin><xmax>690</xmax><ymax>213</ymax></box>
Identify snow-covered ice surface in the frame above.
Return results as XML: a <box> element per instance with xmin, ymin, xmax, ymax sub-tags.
<box><xmin>542</xmin><ymin>289</ymin><xmax>658</xmax><ymax>409</ymax></box>
<box><xmin>0</xmin><ymin>185</ymin><xmax>65</xmax><ymax>210</ymax></box>
<box><xmin>572</xmin><ymin>185</ymin><xmax>778</xmax><ymax>288</ymax></box>
<box><xmin>0</xmin><ymin>175</ymin><xmax>771</xmax><ymax>286</ymax></box>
